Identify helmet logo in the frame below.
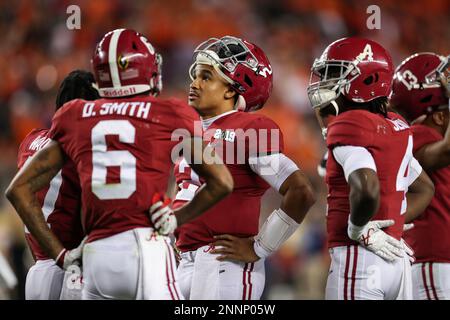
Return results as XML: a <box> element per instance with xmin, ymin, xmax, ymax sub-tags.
<box><xmin>356</xmin><ymin>44</ymin><xmax>374</xmax><ymax>62</ymax></box>
<box><xmin>118</xmin><ymin>54</ymin><xmax>129</xmax><ymax>70</ymax></box>
<box><xmin>258</xmin><ymin>65</ymin><xmax>273</xmax><ymax>78</ymax></box>
<box><xmin>399</xmin><ymin>70</ymin><xmax>418</xmax><ymax>90</ymax></box>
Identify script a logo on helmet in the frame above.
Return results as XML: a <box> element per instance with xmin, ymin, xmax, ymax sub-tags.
<box><xmin>356</xmin><ymin>44</ymin><xmax>374</xmax><ymax>62</ymax></box>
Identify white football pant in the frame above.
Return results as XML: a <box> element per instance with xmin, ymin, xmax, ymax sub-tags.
<box><xmin>82</xmin><ymin>228</ymin><xmax>182</xmax><ymax>300</ymax></box>
<box><xmin>412</xmin><ymin>262</ymin><xmax>450</xmax><ymax>300</ymax></box>
<box><xmin>326</xmin><ymin>245</ymin><xmax>413</xmax><ymax>300</ymax></box>
<box><xmin>177</xmin><ymin>245</ymin><xmax>265</xmax><ymax>300</ymax></box>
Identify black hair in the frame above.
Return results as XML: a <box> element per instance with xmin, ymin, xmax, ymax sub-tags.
<box><xmin>319</xmin><ymin>96</ymin><xmax>389</xmax><ymax>118</ymax></box>
<box><xmin>341</xmin><ymin>96</ymin><xmax>389</xmax><ymax>117</ymax></box>
<box><xmin>55</xmin><ymin>70</ymin><xmax>100</xmax><ymax>110</ymax></box>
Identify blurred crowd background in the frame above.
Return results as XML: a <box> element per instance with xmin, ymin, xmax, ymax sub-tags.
<box><xmin>0</xmin><ymin>0</ymin><xmax>448</xmax><ymax>299</ymax></box>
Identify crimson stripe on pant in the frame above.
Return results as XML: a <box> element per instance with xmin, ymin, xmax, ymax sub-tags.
<box><xmin>421</xmin><ymin>263</ymin><xmax>432</xmax><ymax>300</ymax></box>
<box><xmin>164</xmin><ymin>240</ymin><xmax>180</xmax><ymax>300</ymax></box>
<box><xmin>242</xmin><ymin>263</ymin><xmax>254</xmax><ymax>300</ymax></box>
<box><xmin>248</xmin><ymin>263</ymin><xmax>254</xmax><ymax>300</ymax></box>
<box><xmin>242</xmin><ymin>263</ymin><xmax>249</xmax><ymax>300</ymax></box>
<box><xmin>343</xmin><ymin>245</ymin><xmax>358</xmax><ymax>300</ymax></box>
<box><xmin>351</xmin><ymin>245</ymin><xmax>358</xmax><ymax>300</ymax></box>
<box><xmin>165</xmin><ymin>254</ymin><xmax>175</xmax><ymax>300</ymax></box>
<box><xmin>344</xmin><ymin>246</ymin><xmax>351</xmax><ymax>300</ymax></box>
<box><xmin>429</xmin><ymin>262</ymin><xmax>439</xmax><ymax>300</ymax></box>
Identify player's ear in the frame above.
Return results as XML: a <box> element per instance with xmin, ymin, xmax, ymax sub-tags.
<box><xmin>432</xmin><ymin>111</ymin><xmax>445</xmax><ymax>126</ymax></box>
<box><xmin>224</xmin><ymin>86</ymin><xmax>237</xmax><ymax>100</ymax></box>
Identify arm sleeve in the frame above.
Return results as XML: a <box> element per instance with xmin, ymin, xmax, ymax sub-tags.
<box><xmin>249</xmin><ymin>153</ymin><xmax>299</xmax><ymax>191</ymax></box>
<box><xmin>332</xmin><ymin>146</ymin><xmax>377</xmax><ymax>182</ymax></box>
<box><xmin>408</xmin><ymin>156</ymin><xmax>423</xmax><ymax>186</ymax></box>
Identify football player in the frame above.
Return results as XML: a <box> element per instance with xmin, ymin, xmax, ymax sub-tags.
<box><xmin>306</xmin><ymin>37</ymin><xmax>434</xmax><ymax>300</ymax></box>
<box><xmin>390</xmin><ymin>52</ymin><xmax>450</xmax><ymax>300</ymax></box>
<box><xmin>17</xmin><ymin>70</ymin><xmax>99</xmax><ymax>299</ymax></box>
<box><xmin>152</xmin><ymin>36</ymin><xmax>316</xmax><ymax>300</ymax></box>
<box><xmin>6</xmin><ymin>29</ymin><xmax>233</xmax><ymax>300</ymax></box>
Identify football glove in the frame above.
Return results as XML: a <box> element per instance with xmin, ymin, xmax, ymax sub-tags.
<box><xmin>347</xmin><ymin>219</ymin><xmax>404</xmax><ymax>262</ymax></box>
<box><xmin>149</xmin><ymin>193</ymin><xmax>177</xmax><ymax>236</ymax></box>
<box><xmin>55</xmin><ymin>237</ymin><xmax>87</xmax><ymax>270</ymax></box>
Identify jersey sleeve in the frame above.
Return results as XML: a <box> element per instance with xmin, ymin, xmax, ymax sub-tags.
<box><xmin>411</xmin><ymin>125</ymin><xmax>441</xmax><ymax>154</ymax></box>
<box><xmin>327</xmin><ymin>111</ymin><xmax>375</xmax><ymax>150</ymax></box>
<box><xmin>167</xmin><ymin>99</ymin><xmax>202</xmax><ymax>139</ymax></box>
<box><xmin>48</xmin><ymin>101</ymin><xmax>75</xmax><ymax>154</ymax></box>
<box><xmin>17</xmin><ymin>135</ymin><xmax>30</xmax><ymax>169</ymax></box>
<box><xmin>244</xmin><ymin>116</ymin><xmax>285</xmax><ymax>157</ymax></box>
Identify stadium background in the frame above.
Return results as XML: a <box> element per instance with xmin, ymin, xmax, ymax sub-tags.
<box><xmin>0</xmin><ymin>0</ymin><xmax>448</xmax><ymax>299</ymax></box>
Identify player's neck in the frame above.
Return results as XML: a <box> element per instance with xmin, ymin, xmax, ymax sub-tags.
<box><xmin>200</xmin><ymin>104</ymin><xmax>235</xmax><ymax>120</ymax></box>
<box><xmin>201</xmin><ymin>109</ymin><xmax>237</xmax><ymax>129</ymax></box>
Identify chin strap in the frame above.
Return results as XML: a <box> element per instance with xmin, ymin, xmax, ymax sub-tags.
<box><xmin>330</xmin><ymin>100</ymin><xmax>340</xmax><ymax>115</ymax></box>
<box><xmin>234</xmin><ymin>95</ymin><xmax>246</xmax><ymax>111</ymax></box>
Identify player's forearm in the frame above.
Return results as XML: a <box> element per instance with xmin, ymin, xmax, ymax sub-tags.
<box><xmin>175</xmin><ymin>174</ymin><xmax>233</xmax><ymax>226</ymax></box>
<box><xmin>279</xmin><ymin>171</ymin><xmax>316</xmax><ymax>224</ymax></box>
<box><xmin>404</xmin><ymin>171</ymin><xmax>435</xmax><ymax>223</ymax></box>
<box><xmin>5</xmin><ymin>185</ymin><xmax>64</xmax><ymax>259</ymax></box>
<box><xmin>415</xmin><ymin>138</ymin><xmax>450</xmax><ymax>172</ymax></box>
<box><xmin>349</xmin><ymin>190</ymin><xmax>380</xmax><ymax>226</ymax></box>
<box><xmin>404</xmin><ymin>193</ymin><xmax>428</xmax><ymax>223</ymax></box>
<box><xmin>348</xmin><ymin>169</ymin><xmax>380</xmax><ymax>226</ymax></box>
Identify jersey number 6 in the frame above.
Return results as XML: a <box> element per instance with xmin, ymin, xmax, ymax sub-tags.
<box><xmin>91</xmin><ymin>120</ymin><xmax>136</xmax><ymax>200</ymax></box>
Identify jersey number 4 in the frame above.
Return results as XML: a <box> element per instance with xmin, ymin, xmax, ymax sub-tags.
<box><xmin>396</xmin><ymin>135</ymin><xmax>413</xmax><ymax>215</ymax></box>
<box><xmin>91</xmin><ymin>120</ymin><xmax>136</xmax><ymax>200</ymax></box>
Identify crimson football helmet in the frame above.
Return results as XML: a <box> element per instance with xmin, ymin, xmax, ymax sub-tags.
<box><xmin>307</xmin><ymin>37</ymin><xmax>394</xmax><ymax>110</ymax></box>
<box><xmin>390</xmin><ymin>52</ymin><xmax>449</xmax><ymax>122</ymax></box>
<box><xmin>189</xmin><ymin>36</ymin><xmax>273</xmax><ymax>112</ymax></box>
<box><xmin>91</xmin><ymin>28</ymin><xmax>162</xmax><ymax>98</ymax></box>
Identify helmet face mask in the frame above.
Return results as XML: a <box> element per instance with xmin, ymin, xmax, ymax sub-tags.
<box><xmin>189</xmin><ymin>36</ymin><xmax>273</xmax><ymax>112</ymax></box>
<box><xmin>307</xmin><ymin>37</ymin><xmax>394</xmax><ymax>114</ymax></box>
<box><xmin>307</xmin><ymin>58</ymin><xmax>361</xmax><ymax>109</ymax></box>
<box><xmin>190</xmin><ymin>37</ymin><xmax>259</xmax><ymax>79</ymax></box>
<box><xmin>425</xmin><ymin>55</ymin><xmax>450</xmax><ymax>85</ymax></box>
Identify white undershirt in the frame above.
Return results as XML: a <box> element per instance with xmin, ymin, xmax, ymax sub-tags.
<box><xmin>249</xmin><ymin>153</ymin><xmax>299</xmax><ymax>191</ymax></box>
<box><xmin>201</xmin><ymin>110</ymin><xmax>237</xmax><ymax>130</ymax></box>
<box><xmin>332</xmin><ymin>146</ymin><xmax>377</xmax><ymax>182</ymax></box>
<box><xmin>332</xmin><ymin>145</ymin><xmax>422</xmax><ymax>186</ymax></box>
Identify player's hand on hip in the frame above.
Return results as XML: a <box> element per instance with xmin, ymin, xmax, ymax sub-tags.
<box><xmin>149</xmin><ymin>192</ymin><xmax>177</xmax><ymax>236</ymax></box>
<box><xmin>210</xmin><ymin>234</ymin><xmax>260</xmax><ymax>263</ymax></box>
<box><xmin>55</xmin><ymin>236</ymin><xmax>87</xmax><ymax>270</ymax></box>
<box><xmin>348</xmin><ymin>219</ymin><xmax>404</xmax><ymax>262</ymax></box>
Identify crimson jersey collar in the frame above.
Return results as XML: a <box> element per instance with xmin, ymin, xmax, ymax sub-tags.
<box><xmin>201</xmin><ymin>110</ymin><xmax>238</xmax><ymax>130</ymax></box>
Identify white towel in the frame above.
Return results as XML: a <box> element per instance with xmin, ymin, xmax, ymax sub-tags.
<box><xmin>59</xmin><ymin>266</ymin><xmax>83</xmax><ymax>300</ymax></box>
<box><xmin>134</xmin><ymin>228</ymin><xmax>181</xmax><ymax>300</ymax></box>
<box><xmin>396</xmin><ymin>242</ymin><xmax>413</xmax><ymax>300</ymax></box>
